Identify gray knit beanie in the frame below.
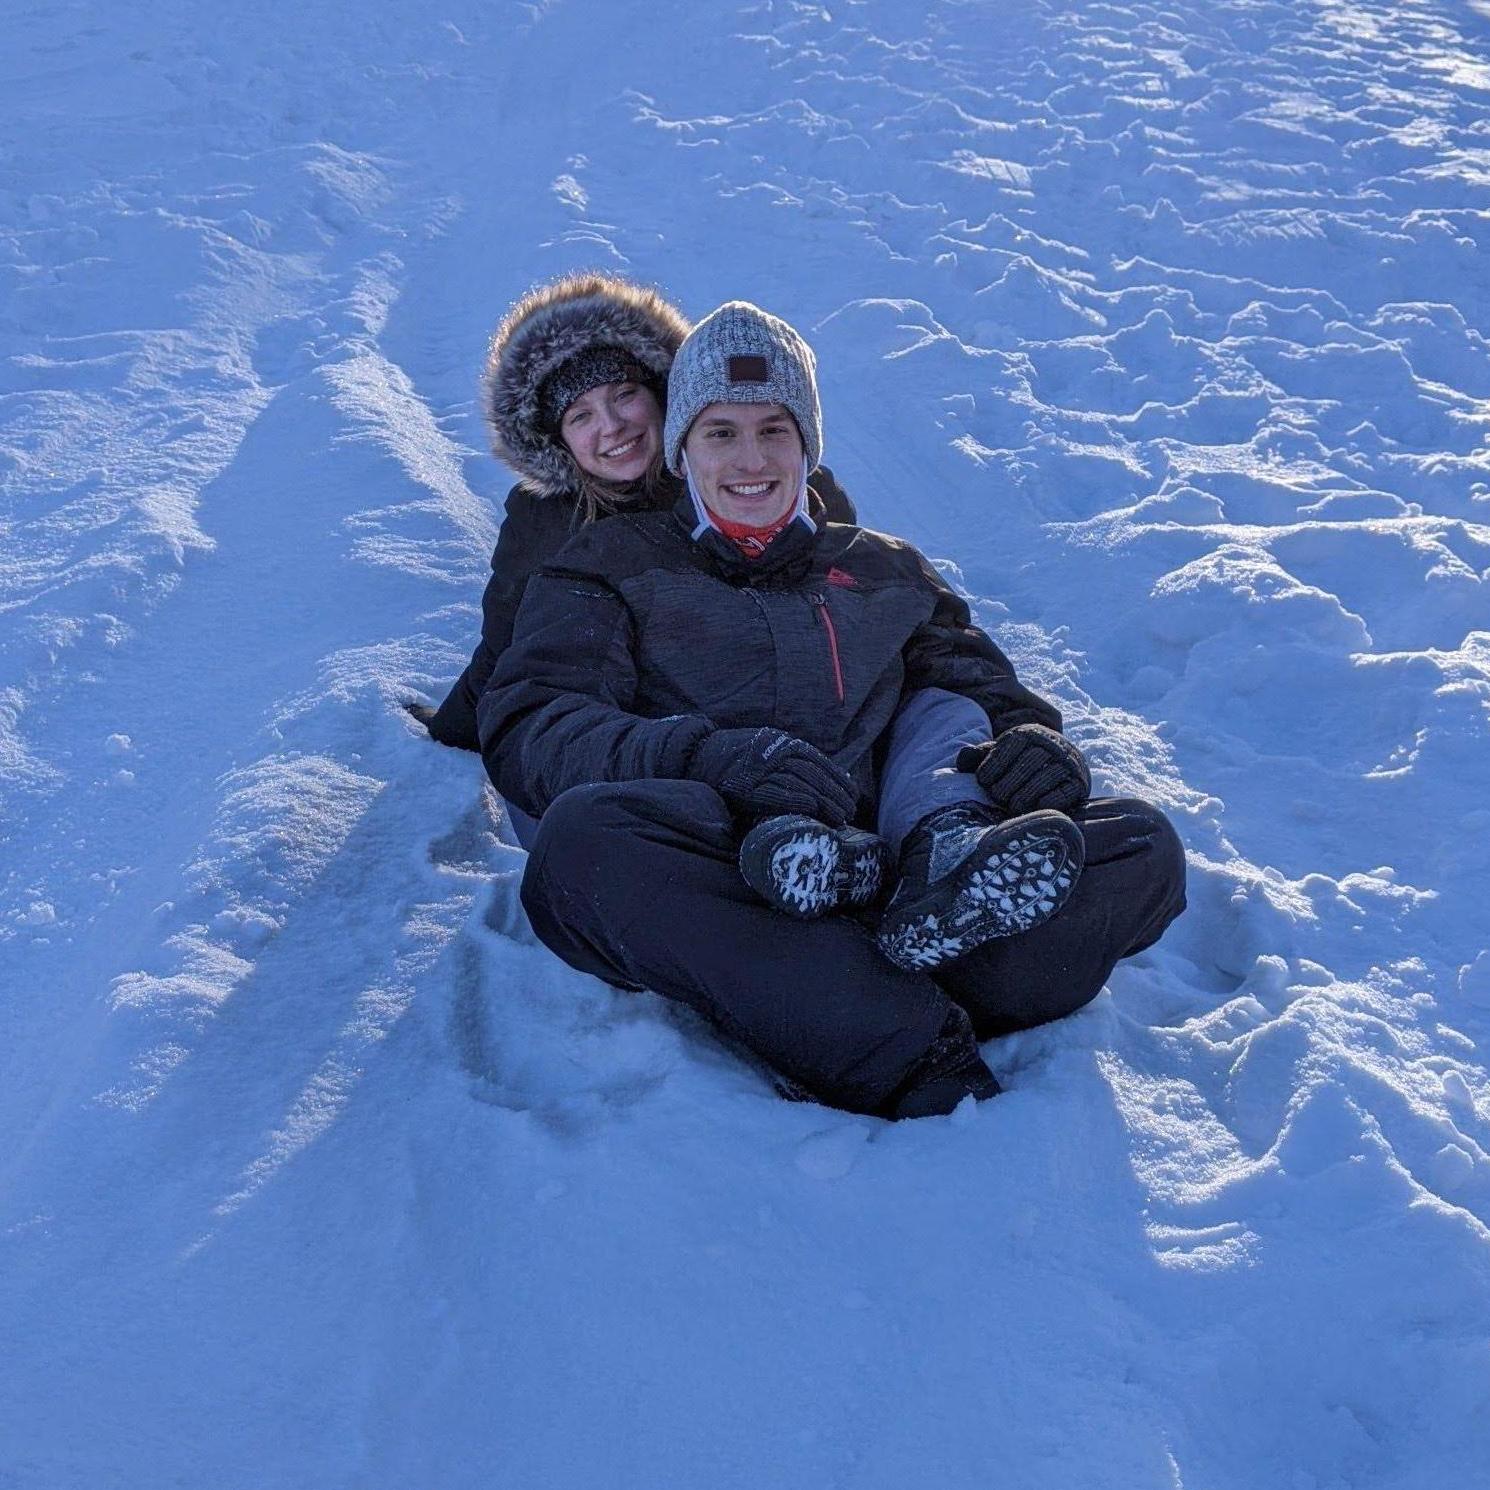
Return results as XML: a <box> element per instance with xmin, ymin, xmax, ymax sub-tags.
<box><xmin>664</xmin><ymin>301</ymin><xmax>822</xmax><ymax>474</ymax></box>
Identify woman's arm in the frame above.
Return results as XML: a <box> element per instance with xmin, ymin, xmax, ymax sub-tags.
<box><xmin>425</xmin><ymin>486</ymin><xmax>575</xmax><ymax>751</ymax></box>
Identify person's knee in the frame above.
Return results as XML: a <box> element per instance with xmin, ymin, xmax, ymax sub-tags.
<box><xmin>1121</xmin><ymin>798</ymin><xmax>1186</xmax><ymax>906</ymax></box>
<box><xmin>1095</xmin><ymin>797</ymin><xmax>1187</xmax><ymax>945</ymax></box>
<box><xmin>538</xmin><ymin>780</ymin><xmax>640</xmax><ymax>837</ymax></box>
<box><xmin>530</xmin><ymin>781</ymin><xmax>663</xmax><ymax>870</ymax></box>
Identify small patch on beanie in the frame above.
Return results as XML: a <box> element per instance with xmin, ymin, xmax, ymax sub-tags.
<box><xmin>728</xmin><ymin>355</ymin><xmax>770</xmax><ymax>383</ymax></box>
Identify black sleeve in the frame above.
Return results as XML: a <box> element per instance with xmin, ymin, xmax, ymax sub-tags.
<box><xmin>900</xmin><ymin>555</ymin><xmax>1063</xmax><ymax>735</ymax></box>
<box><xmin>809</xmin><ymin>464</ymin><xmax>857</xmax><ymax>524</ymax></box>
<box><xmin>477</xmin><ymin>567</ymin><xmax>713</xmax><ymax>818</ymax></box>
<box><xmin>426</xmin><ymin>486</ymin><xmax>571</xmax><ymax>752</ymax></box>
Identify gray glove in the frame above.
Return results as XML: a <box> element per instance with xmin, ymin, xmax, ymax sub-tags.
<box><xmin>956</xmin><ymin>723</ymin><xmax>1090</xmax><ymax>816</ymax></box>
<box><xmin>687</xmin><ymin>727</ymin><xmax>857</xmax><ymax>826</ymax></box>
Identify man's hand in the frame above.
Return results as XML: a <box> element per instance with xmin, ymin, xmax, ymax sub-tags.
<box><xmin>957</xmin><ymin>723</ymin><xmax>1090</xmax><ymax>816</ymax></box>
<box><xmin>687</xmin><ymin>727</ymin><xmax>857</xmax><ymax>825</ymax></box>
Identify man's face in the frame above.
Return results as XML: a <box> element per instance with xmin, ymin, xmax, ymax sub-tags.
<box><xmin>683</xmin><ymin>402</ymin><xmax>803</xmax><ymax>526</ymax></box>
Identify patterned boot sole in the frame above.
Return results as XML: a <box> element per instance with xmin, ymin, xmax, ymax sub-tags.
<box><xmin>876</xmin><ymin>814</ymin><xmax>1084</xmax><ymax>971</ymax></box>
<box><xmin>739</xmin><ymin>816</ymin><xmax>890</xmax><ymax>919</ymax></box>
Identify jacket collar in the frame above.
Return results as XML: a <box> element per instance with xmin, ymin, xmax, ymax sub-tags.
<box><xmin>671</xmin><ymin>483</ymin><xmax>829</xmax><ymax>585</ymax></box>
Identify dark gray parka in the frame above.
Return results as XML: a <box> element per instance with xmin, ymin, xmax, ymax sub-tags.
<box><xmin>478</xmin><ymin>490</ymin><xmax>1060</xmax><ymax>821</ymax></box>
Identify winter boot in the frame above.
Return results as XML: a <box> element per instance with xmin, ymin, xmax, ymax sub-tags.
<box><xmin>875</xmin><ymin>803</ymin><xmax>1084</xmax><ymax>971</ymax></box>
<box><xmin>887</xmin><ymin>1005</ymin><xmax>1001</xmax><ymax>1119</ymax></box>
<box><xmin>738</xmin><ymin>814</ymin><xmax>892</xmax><ymax>919</ymax></box>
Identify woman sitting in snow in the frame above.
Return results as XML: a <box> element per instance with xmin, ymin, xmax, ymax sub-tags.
<box><xmin>478</xmin><ymin>301</ymin><xmax>1187</xmax><ymax>1118</ymax></box>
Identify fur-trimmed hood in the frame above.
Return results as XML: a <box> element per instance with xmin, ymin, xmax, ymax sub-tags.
<box><xmin>483</xmin><ymin>273</ymin><xmax>691</xmax><ymax>498</ymax></box>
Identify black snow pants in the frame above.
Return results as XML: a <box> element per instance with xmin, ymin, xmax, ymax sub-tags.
<box><xmin>520</xmin><ymin>780</ymin><xmax>1186</xmax><ymax>1115</ymax></box>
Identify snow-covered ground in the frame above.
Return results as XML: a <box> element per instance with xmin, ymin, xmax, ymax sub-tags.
<box><xmin>4</xmin><ymin>0</ymin><xmax>1490</xmax><ymax>1484</ymax></box>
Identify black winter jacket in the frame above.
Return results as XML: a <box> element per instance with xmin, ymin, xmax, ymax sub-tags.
<box><xmin>427</xmin><ymin>467</ymin><xmax>858</xmax><ymax>750</ymax></box>
<box><xmin>478</xmin><ymin>491</ymin><xmax>1060</xmax><ymax>821</ymax></box>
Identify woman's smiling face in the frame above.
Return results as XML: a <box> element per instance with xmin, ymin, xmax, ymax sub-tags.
<box><xmin>559</xmin><ymin>380</ymin><xmax>663</xmax><ymax>483</ymax></box>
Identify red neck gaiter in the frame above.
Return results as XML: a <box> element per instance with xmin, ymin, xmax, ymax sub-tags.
<box><xmin>710</xmin><ymin>509</ymin><xmax>795</xmax><ymax>559</ymax></box>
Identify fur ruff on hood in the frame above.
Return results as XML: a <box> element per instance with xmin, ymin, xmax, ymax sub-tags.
<box><xmin>483</xmin><ymin>273</ymin><xmax>691</xmax><ymax>498</ymax></box>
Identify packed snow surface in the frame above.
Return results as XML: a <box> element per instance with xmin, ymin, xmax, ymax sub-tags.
<box><xmin>4</xmin><ymin>0</ymin><xmax>1490</xmax><ymax>1485</ymax></box>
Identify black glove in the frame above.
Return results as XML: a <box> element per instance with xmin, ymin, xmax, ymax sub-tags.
<box><xmin>956</xmin><ymin>723</ymin><xmax>1090</xmax><ymax>816</ymax></box>
<box><xmin>404</xmin><ymin>700</ymin><xmax>438</xmax><ymax>730</ymax></box>
<box><xmin>687</xmin><ymin>727</ymin><xmax>857</xmax><ymax>826</ymax></box>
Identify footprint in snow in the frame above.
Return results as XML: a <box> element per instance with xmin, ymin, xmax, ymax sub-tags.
<box><xmin>794</xmin><ymin>1123</ymin><xmax>873</xmax><ymax>1179</ymax></box>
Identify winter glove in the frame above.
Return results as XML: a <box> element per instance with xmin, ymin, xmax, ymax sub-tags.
<box><xmin>686</xmin><ymin>726</ymin><xmax>858</xmax><ymax>826</ymax></box>
<box><xmin>404</xmin><ymin>700</ymin><xmax>438</xmax><ymax>730</ymax></box>
<box><xmin>956</xmin><ymin>723</ymin><xmax>1091</xmax><ymax>816</ymax></box>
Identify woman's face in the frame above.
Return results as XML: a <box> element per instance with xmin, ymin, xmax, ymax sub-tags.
<box><xmin>559</xmin><ymin>380</ymin><xmax>663</xmax><ymax>483</ymax></box>
<box><xmin>683</xmin><ymin>402</ymin><xmax>803</xmax><ymax>526</ymax></box>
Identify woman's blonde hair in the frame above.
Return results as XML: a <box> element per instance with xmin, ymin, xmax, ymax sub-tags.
<box><xmin>571</xmin><ymin>444</ymin><xmax>676</xmax><ymax>526</ymax></box>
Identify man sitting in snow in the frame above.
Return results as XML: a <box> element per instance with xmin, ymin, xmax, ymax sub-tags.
<box><xmin>479</xmin><ymin>301</ymin><xmax>1186</xmax><ymax>1118</ymax></box>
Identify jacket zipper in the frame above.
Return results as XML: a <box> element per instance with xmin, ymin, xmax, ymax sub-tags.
<box><xmin>812</xmin><ymin>592</ymin><xmax>846</xmax><ymax>704</ymax></box>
